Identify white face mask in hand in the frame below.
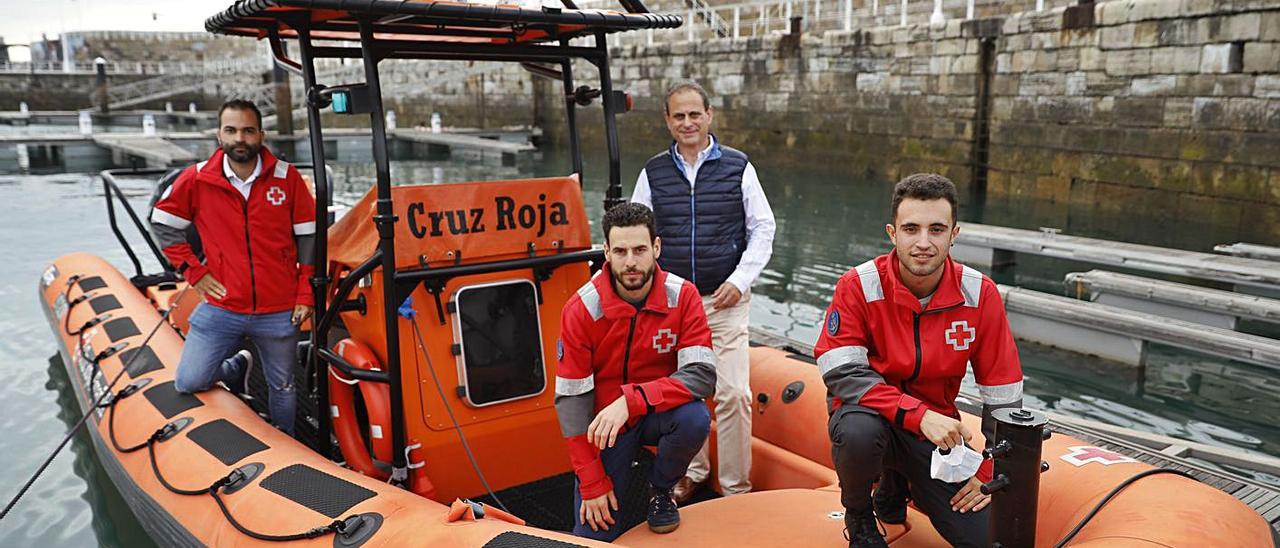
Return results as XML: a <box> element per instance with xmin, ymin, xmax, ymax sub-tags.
<box><xmin>930</xmin><ymin>445</ymin><xmax>984</xmax><ymax>484</ymax></box>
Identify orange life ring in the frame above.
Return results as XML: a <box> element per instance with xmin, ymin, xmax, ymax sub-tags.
<box><xmin>330</xmin><ymin>338</ymin><xmax>394</xmax><ymax>481</ymax></box>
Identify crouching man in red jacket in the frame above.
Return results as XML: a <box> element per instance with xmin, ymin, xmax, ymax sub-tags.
<box><xmin>555</xmin><ymin>203</ymin><xmax>716</xmax><ymax>541</ymax></box>
<box><xmin>815</xmin><ymin>174</ymin><xmax>1023</xmax><ymax>547</ymax></box>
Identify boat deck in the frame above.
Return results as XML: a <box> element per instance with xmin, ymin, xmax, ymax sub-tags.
<box><xmin>748</xmin><ymin>328</ymin><xmax>1280</xmax><ymax>535</ymax></box>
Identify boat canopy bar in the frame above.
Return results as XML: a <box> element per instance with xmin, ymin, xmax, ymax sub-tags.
<box><xmin>200</xmin><ymin>0</ymin><xmax>672</xmax><ymax>481</ymax></box>
<box><xmin>206</xmin><ymin>0</ymin><xmax>681</xmax><ymax>45</ymax></box>
<box><xmin>1066</xmin><ymin>270</ymin><xmax>1280</xmax><ymax>331</ymax></box>
<box><xmin>952</xmin><ymin>223</ymin><xmax>1280</xmax><ymax>294</ymax></box>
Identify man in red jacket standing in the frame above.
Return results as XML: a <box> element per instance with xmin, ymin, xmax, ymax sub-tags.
<box><xmin>814</xmin><ymin>174</ymin><xmax>1023</xmax><ymax>547</ymax></box>
<box><xmin>149</xmin><ymin>99</ymin><xmax>316</xmax><ymax>435</ymax></box>
<box><xmin>555</xmin><ymin>203</ymin><xmax>716</xmax><ymax>541</ymax></box>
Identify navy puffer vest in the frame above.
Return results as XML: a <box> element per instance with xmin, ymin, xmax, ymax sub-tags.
<box><xmin>645</xmin><ymin>141</ymin><xmax>748</xmax><ymax>295</ymax></box>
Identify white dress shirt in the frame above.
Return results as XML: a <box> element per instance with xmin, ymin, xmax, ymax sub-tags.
<box><xmin>631</xmin><ymin>135</ymin><xmax>776</xmax><ymax>295</ymax></box>
<box><xmin>223</xmin><ymin>154</ymin><xmax>263</xmax><ymax>200</ymax></box>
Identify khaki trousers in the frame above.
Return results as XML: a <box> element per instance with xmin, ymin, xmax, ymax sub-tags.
<box><xmin>685</xmin><ymin>291</ymin><xmax>753</xmax><ymax>495</ymax></box>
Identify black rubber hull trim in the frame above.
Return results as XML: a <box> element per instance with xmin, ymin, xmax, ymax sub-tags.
<box><xmin>89</xmin><ymin>294</ymin><xmax>123</xmax><ymax>314</ymax></box>
<box><xmin>120</xmin><ymin>345</ymin><xmax>164</xmax><ymax>379</ymax></box>
<box><xmin>259</xmin><ymin>464</ymin><xmax>376</xmax><ymax>519</ymax></box>
<box><xmin>482</xmin><ymin>531</ymin><xmax>586</xmax><ymax>548</ymax></box>
<box><xmin>104</xmin><ymin>317</ymin><xmax>141</xmax><ymax>342</ymax></box>
<box><xmin>76</xmin><ymin>275</ymin><xmax>108</xmax><ymax>292</ymax></box>
<box><xmin>186</xmin><ymin>419</ymin><xmax>270</xmax><ymax>466</ymax></box>
<box><xmin>143</xmin><ymin>381</ymin><xmax>204</xmax><ymax>419</ymax></box>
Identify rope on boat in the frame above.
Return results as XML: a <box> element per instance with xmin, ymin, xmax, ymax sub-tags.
<box><xmin>405</xmin><ymin>302</ymin><xmax>510</xmax><ymax>512</ymax></box>
<box><xmin>0</xmin><ymin>284</ymin><xmax>190</xmax><ymax>522</ymax></box>
<box><xmin>1052</xmin><ymin>468</ymin><xmax>1197</xmax><ymax>547</ymax></box>
<box><xmin>75</xmin><ymin>298</ymin><xmax>359</xmax><ymax>541</ymax></box>
<box><xmin>209</xmin><ymin>485</ymin><xmax>350</xmax><ymax>541</ymax></box>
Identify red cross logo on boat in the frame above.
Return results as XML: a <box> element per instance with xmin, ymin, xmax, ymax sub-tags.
<box><xmin>266</xmin><ymin>186</ymin><xmax>286</xmax><ymax>206</ymax></box>
<box><xmin>1060</xmin><ymin>445</ymin><xmax>1138</xmax><ymax>467</ymax></box>
<box><xmin>945</xmin><ymin>320</ymin><xmax>975</xmax><ymax>351</ymax></box>
<box><xmin>652</xmin><ymin>328</ymin><xmax>677</xmax><ymax>354</ymax></box>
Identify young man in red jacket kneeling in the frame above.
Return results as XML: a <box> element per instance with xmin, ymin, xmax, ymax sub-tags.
<box><xmin>815</xmin><ymin>174</ymin><xmax>1023</xmax><ymax>547</ymax></box>
<box><xmin>555</xmin><ymin>203</ymin><xmax>716</xmax><ymax>542</ymax></box>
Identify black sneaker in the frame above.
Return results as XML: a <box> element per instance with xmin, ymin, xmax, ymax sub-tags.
<box><xmin>872</xmin><ymin>475</ymin><xmax>908</xmax><ymax>525</ymax></box>
<box><xmin>228</xmin><ymin>349</ymin><xmax>253</xmax><ymax>393</ymax></box>
<box><xmin>647</xmin><ymin>486</ymin><xmax>680</xmax><ymax>534</ymax></box>
<box><xmin>844</xmin><ymin>505</ymin><xmax>888</xmax><ymax>548</ymax></box>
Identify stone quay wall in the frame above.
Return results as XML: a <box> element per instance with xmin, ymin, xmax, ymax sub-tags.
<box><xmin>0</xmin><ymin>73</ymin><xmax>152</xmax><ymax>111</ymax></box>
<box><xmin>542</xmin><ymin>0</ymin><xmax>1280</xmax><ymax>240</ymax></box>
<box><xmin>66</xmin><ymin>31</ymin><xmax>265</xmax><ymax>66</ymax></box>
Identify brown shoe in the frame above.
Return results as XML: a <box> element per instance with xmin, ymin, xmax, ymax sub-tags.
<box><xmin>672</xmin><ymin>476</ymin><xmax>704</xmax><ymax>505</ymax></box>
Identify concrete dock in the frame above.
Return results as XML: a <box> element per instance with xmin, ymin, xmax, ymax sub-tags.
<box><xmin>953</xmin><ymin>223</ymin><xmax>1280</xmax><ymax>295</ymax></box>
<box><xmin>1214</xmin><ymin>243</ymin><xmax>1280</xmax><ymax>263</ymax></box>
<box><xmin>999</xmin><ymin>284</ymin><xmax>1280</xmax><ymax>371</ymax></box>
<box><xmin>1066</xmin><ymin>270</ymin><xmax>1280</xmax><ymax>330</ymax></box>
<box><xmin>90</xmin><ymin>134</ymin><xmax>196</xmax><ymax>166</ymax></box>
<box><xmin>1</xmin><ymin>126</ymin><xmax>537</xmax><ymax>168</ymax></box>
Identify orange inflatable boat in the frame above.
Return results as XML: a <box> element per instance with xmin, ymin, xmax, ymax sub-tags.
<box><xmin>38</xmin><ymin>247</ymin><xmax>1278</xmax><ymax>546</ymax></box>
<box><xmin>30</xmin><ymin>0</ymin><xmax>1279</xmax><ymax>546</ymax></box>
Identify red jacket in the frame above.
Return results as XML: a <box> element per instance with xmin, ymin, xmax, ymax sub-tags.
<box><xmin>555</xmin><ymin>267</ymin><xmax>716</xmax><ymax>499</ymax></box>
<box><xmin>151</xmin><ymin>147</ymin><xmax>316</xmax><ymax>314</ymax></box>
<box><xmin>814</xmin><ymin>252</ymin><xmax>1023</xmax><ymax>480</ymax></box>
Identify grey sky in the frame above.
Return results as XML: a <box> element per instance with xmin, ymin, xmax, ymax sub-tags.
<box><xmin>2</xmin><ymin>0</ymin><xmax>233</xmax><ymax>60</ymax></box>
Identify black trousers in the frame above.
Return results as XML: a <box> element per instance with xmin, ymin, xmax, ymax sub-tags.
<box><xmin>829</xmin><ymin>404</ymin><xmax>989</xmax><ymax>547</ymax></box>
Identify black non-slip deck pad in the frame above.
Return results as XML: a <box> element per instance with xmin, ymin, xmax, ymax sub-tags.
<box><xmin>143</xmin><ymin>381</ymin><xmax>203</xmax><ymax>419</ymax></box>
<box><xmin>104</xmin><ymin>317</ymin><xmax>140</xmax><ymax>342</ymax></box>
<box><xmin>186</xmin><ymin>419</ymin><xmax>269</xmax><ymax>466</ymax></box>
<box><xmin>120</xmin><ymin>345</ymin><xmax>164</xmax><ymax>378</ymax></box>
<box><xmin>76</xmin><ymin>276</ymin><xmax>107</xmax><ymax>292</ymax></box>
<box><xmin>260</xmin><ymin>464</ymin><xmax>376</xmax><ymax>518</ymax></box>
<box><xmin>483</xmin><ymin>532</ymin><xmax>585</xmax><ymax>548</ymax></box>
<box><xmin>89</xmin><ymin>295</ymin><xmax>123</xmax><ymax>315</ymax></box>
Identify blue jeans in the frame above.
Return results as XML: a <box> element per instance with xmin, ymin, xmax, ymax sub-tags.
<box><xmin>174</xmin><ymin>303</ymin><xmax>299</xmax><ymax>434</ymax></box>
<box><xmin>572</xmin><ymin>401</ymin><xmax>711</xmax><ymax>542</ymax></box>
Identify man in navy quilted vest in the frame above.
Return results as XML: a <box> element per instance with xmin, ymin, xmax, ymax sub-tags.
<box><xmin>631</xmin><ymin>81</ymin><xmax>776</xmax><ymax>503</ymax></box>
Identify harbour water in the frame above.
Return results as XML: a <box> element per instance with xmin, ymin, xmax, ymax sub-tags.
<box><xmin>0</xmin><ymin>140</ymin><xmax>1276</xmax><ymax>546</ymax></box>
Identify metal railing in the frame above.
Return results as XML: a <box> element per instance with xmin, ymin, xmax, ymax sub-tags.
<box><xmin>578</xmin><ymin>0</ymin><xmax>1076</xmax><ymax>44</ymax></box>
<box><xmin>0</xmin><ymin>58</ymin><xmax>258</xmax><ymax>76</ymax></box>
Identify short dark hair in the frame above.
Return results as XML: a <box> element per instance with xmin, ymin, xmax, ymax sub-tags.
<box><xmin>218</xmin><ymin>99</ymin><xmax>263</xmax><ymax>129</ymax></box>
<box><xmin>664</xmin><ymin>81</ymin><xmax>710</xmax><ymax>114</ymax></box>
<box><xmin>602</xmin><ymin>202</ymin><xmax>657</xmax><ymax>243</ymax></box>
<box><xmin>891</xmin><ymin>173</ymin><xmax>959</xmax><ymax>223</ymax></box>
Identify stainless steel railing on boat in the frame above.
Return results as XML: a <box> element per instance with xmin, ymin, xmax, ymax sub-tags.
<box><xmin>100</xmin><ymin>167</ymin><xmax>180</xmax><ymax>285</ymax></box>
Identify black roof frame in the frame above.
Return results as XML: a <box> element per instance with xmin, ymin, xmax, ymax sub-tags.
<box><xmin>204</xmin><ymin>1</ymin><xmax>672</xmax><ymax>481</ymax></box>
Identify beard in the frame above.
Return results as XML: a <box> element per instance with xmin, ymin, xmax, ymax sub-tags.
<box><xmin>221</xmin><ymin>141</ymin><xmax>260</xmax><ymax>163</ymax></box>
<box><xmin>613</xmin><ymin>263</ymin><xmax>655</xmax><ymax>292</ymax></box>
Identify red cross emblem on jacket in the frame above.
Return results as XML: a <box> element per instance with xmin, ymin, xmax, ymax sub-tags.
<box><xmin>267</xmin><ymin>185</ymin><xmax>286</xmax><ymax>206</ymax></box>
<box><xmin>945</xmin><ymin>320</ymin><xmax>975</xmax><ymax>351</ymax></box>
<box><xmin>652</xmin><ymin>328</ymin><xmax>677</xmax><ymax>353</ymax></box>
